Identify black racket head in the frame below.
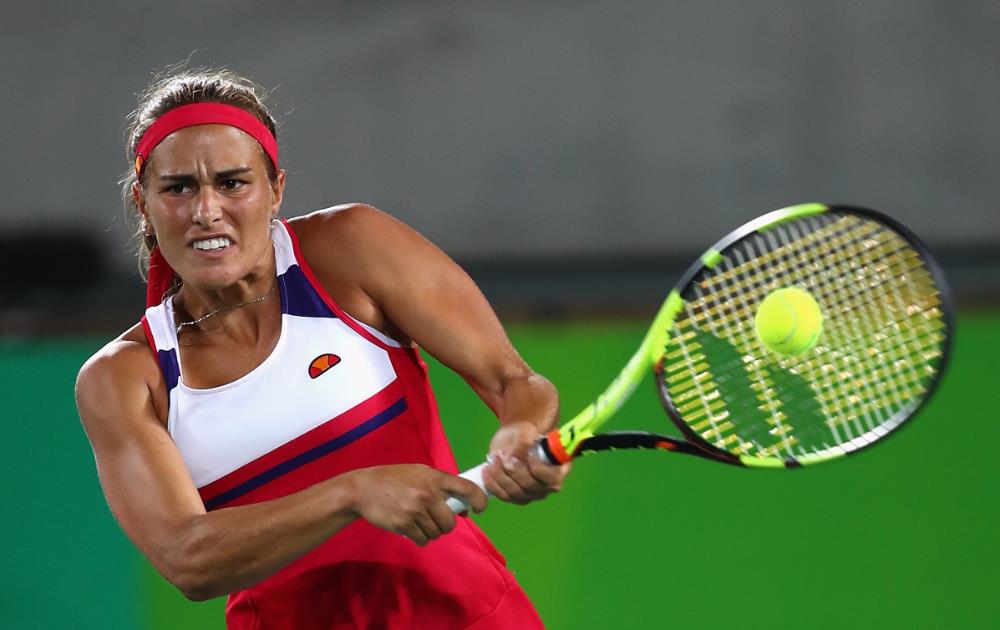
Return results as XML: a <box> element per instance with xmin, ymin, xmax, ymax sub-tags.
<box><xmin>654</xmin><ymin>204</ymin><xmax>953</xmax><ymax>468</ymax></box>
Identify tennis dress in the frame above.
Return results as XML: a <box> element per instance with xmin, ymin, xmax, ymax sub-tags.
<box><xmin>140</xmin><ymin>219</ymin><xmax>544</xmax><ymax>629</ymax></box>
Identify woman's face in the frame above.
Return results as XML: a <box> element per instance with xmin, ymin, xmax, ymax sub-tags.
<box><xmin>135</xmin><ymin>124</ymin><xmax>285</xmax><ymax>291</ymax></box>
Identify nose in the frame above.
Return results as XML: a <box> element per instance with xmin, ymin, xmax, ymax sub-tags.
<box><xmin>191</xmin><ymin>186</ymin><xmax>224</xmax><ymax>227</ymax></box>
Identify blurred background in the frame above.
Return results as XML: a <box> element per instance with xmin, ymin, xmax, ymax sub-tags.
<box><xmin>2</xmin><ymin>1</ymin><xmax>997</xmax><ymax>628</ymax></box>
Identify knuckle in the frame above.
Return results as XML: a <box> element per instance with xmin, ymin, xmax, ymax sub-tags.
<box><xmin>399</xmin><ymin>505</ymin><xmax>418</xmax><ymax>521</ymax></box>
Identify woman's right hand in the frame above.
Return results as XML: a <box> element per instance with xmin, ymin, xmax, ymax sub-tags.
<box><xmin>346</xmin><ymin>464</ymin><xmax>488</xmax><ymax>546</ymax></box>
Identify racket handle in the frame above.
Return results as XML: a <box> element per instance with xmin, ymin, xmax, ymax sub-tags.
<box><xmin>446</xmin><ymin>439</ymin><xmax>558</xmax><ymax>514</ymax></box>
<box><xmin>445</xmin><ymin>463</ymin><xmax>488</xmax><ymax>513</ymax></box>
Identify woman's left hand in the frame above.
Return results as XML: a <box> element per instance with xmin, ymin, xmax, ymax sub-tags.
<box><xmin>482</xmin><ymin>420</ymin><xmax>572</xmax><ymax>504</ymax></box>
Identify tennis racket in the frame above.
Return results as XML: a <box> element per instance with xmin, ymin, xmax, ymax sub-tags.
<box><xmin>446</xmin><ymin>203</ymin><xmax>953</xmax><ymax>513</ymax></box>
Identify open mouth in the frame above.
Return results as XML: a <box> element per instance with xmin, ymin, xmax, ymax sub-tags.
<box><xmin>191</xmin><ymin>237</ymin><xmax>233</xmax><ymax>252</ymax></box>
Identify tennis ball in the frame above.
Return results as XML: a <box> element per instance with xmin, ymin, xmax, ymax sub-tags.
<box><xmin>754</xmin><ymin>287</ymin><xmax>823</xmax><ymax>356</ymax></box>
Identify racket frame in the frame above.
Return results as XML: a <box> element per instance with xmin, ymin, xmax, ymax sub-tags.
<box><xmin>447</xmin><ymin>203</ymin><xmax>954</xmax><ymax>513</ymax></box>
<box><xmin>539</xmin><ymin>203</ymin><xmax>954</xmax><ymax>469</ymax></box>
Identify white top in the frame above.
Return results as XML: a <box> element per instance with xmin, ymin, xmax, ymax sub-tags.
<box><xmin>141</xmin><ymin>219</ymin><xmax>404</xmax><ymax>489</ymax></box>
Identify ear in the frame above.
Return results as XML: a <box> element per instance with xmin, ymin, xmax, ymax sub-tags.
<box><xmin>269</xmin><ymin>169</ymin><xmax>287</xmax><ymax>218</ymax></box>
<box><xmin>132</xmin><ymin>181</ymin><xmax>148</xmax><ymax>223</ymax></box>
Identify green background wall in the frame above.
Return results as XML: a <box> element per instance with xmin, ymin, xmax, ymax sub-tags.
<box><xmin>4</xmin><ymin>313</ymin><xmax>997</xmax><ymax>628</ymax></box>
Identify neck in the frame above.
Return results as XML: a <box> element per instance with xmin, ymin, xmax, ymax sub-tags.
<box><xmin>173</xmin><ymin>245</ymin><xmax>279</xmax><ymax>336</ymax></box>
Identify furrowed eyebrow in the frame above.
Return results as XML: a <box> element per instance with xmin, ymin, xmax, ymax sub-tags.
<box><xmin>214</xmin><ymin>167</ymin><xmax>253</xmax><ymax>179</ymax></box>
<box><xmin>157</xmin><ymin>173</ymin><xmax>197</xmax><ymax>183</ymax></box>
<box><xmin>157</xmin><ymin>167</ymin><xmax>253</xmax><ymax>182</ymax></box>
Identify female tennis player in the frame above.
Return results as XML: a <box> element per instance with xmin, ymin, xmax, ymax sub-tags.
<box><xmin>75</xmin><ymin>68</ymin><xmax>568</xmax><ymax>629</ymax></box>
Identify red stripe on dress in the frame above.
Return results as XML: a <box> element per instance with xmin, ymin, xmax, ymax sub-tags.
<box><xmin>140</xmin><ymin>315</ymin><xmax>158</xmax><ymax>356</ymax></box>
<box><xmin>198</xmin><ymin>379</ymin><xmax>403</xmax><ymax>505</ymax></box>
<box><xmin>387</xmin><ymin>347</ymin><xmax>461</xmax><ymax>475</ymax></box>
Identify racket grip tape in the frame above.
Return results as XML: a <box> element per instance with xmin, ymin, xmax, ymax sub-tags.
<box><xmin>446</xmin><ymin>435</ymin><xmax>562</xmax><ymax>513</ymax></box>
<box><xmin>445</xmin><ymin>463</ymin><xmax>488</xmax><ymax>513</ymax></box>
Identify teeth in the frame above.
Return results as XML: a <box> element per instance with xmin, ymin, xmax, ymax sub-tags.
<box><xmin>193</xmin><ymin>237</ymin><xmax>232</xmax><ymax>251</ymax></box>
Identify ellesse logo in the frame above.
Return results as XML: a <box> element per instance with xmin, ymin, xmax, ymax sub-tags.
<box><xmin>308</xmin><ymin>353</ymin><xmax>341</xmax><ymax>379</ymax></box>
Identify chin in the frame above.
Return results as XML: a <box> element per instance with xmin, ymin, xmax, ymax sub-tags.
<box><xmin>184</xmin><ymin>266</ymin><xmax>246</xmax><ymax>290</ymax></box>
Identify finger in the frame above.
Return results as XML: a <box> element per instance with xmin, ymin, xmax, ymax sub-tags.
<box><xmin>525</xmin><ymin>453</ymin><xmax>567</xmax><ymax>489</ymax></box>
<box><xmin>399</xmin><ymin>523</ymin><xmax>429</xmax><ymax>547</ymax></box>
<box><xmin>486</xmin><ymin>459</ymin><xmax>531</xmax><ymax>504</ymax></box>
<box><xmin>428</xmin><ymin>499</ymin><xmax>458</xmax><ymax>535</ymax></box>
<box><xmin>415</xmin><ymin>512</ymin><xmax>443</xmax><ymax>542</ymax></box>
<box><xmin>500</xmin><ymin>452</ymin><xmax>546</xmax><ymax>493</ymax></box>
<box><xmin>481</xmin><ymin>465</ymin><xmax>515</xmax><ymax>503</ymax></box>
<box><xmin>443</xmin><ymin>474</ymin><xmax>489</xmax><ymax>513</ymax></box>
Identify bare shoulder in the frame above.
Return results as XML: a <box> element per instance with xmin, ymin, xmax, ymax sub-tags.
<box><xmin>286</xmin><ymin>203</ymin><xmax>446</xmax><ymax>340</ymax></box>
<box><xmin>288</xmin><ymin>202</ymin><xmax>441</xmax><ymax>289</ymax></box>
<box><xmin>76</xmin><ymin>322</ymin><xmax>167</xmax><ymax>434</ymax></box>
<box><xmin>289</xmin><ymin>203</ymin><xmax>421</xmax><ymax>253</ymax></box>
<box><xmin>77</xmin><ymin>323</ymin><xmax>156</xmax><ymax>387</ymax></box>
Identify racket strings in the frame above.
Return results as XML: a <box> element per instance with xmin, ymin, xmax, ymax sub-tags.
<box><xmin>782</xmin><ymin>229</ymin><xmax>898</xmax><ymax>450</ymax></box>
<box><xmin>660</xmin><ymin>211</ymin><xmax>947</xmax><ymax>460</ymax></box>
<box><xmin>665</xmin><ymin>214</ymin><xmax>855</xmax><ymax>455</ymax></box>
<box><xmin>787</xmin><ymin>218</ymin><xmax>943</xmax><ymax>448</ymax></box>
<box><xmin>765</xmin><ymin>218</ymin><xmax>940</xmax><ymax>449</ymax></box>
<box><xmin>759</xmin><ymin>219</ymin><xmax>941</xmax><ymax>447</ymax></box>
<box><xmin>693</xmin><ymin>242</ymin><xmax>940</xmax><ymax>330</ymax></box>
<box><xmin>738</xmin><ymin>217</ymin><xmax>941</xmax><ymax>453</ymax></box>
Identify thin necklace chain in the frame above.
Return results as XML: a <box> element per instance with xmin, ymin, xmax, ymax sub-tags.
<box><xmin>173</xmin><ymin>281</ymin><xmax>277</xmax><ymax>334</ymax></box>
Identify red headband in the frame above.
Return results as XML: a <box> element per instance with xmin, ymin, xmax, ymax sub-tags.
<box><xmin>134</xmin><ymin>102</ymin><xmax>278</xmax><ymax>178</ymax></box>
<box><xmin>139</xmin><ymin>103</ymin><xmax>279</xmax><ymax>307</ymax></box>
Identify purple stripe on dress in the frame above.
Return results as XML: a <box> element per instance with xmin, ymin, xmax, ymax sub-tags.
<box><xmin>278</xmin><ymin>264</ymin><xmax>337</xmax><ymax>319</ymax></box>
<box><xmin>157</xmin><ymin>348</ymin><xmax>180</xmax><ymax>391</ymax></box>
<box><xmin>203</xmin><ymin>397</ymin><xmax>407</xmax><ymax>510</ymax></box>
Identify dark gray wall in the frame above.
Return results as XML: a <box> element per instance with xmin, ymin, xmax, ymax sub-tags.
<box><xmin>2</xmin><ymin>0</ymin><xmax>998</xmax><ymax>277</ymax></box>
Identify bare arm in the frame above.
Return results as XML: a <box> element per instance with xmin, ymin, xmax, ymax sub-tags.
<box><xmin>295</xmin><ymin>205</ymin><xmax>570</xmax><ymax>504</ymax></box>
<box><xmin>76</xmin><ymin>336</ymin><xmax>486</xmax><ymax>601</ymax></box>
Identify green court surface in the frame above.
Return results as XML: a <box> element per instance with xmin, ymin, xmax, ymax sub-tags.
<box><xmin>4</xmin><ymin>312</ymin><xmax>998</xmax><ymax>629</ymax></box>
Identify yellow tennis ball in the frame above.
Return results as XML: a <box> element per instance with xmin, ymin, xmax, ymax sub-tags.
<box><xmin>754</xmin><ymin>287</ymin><xmax>823</xmax><ymax>356</ymax></box>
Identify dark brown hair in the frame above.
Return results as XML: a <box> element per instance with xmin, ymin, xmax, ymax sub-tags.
<box><xmin>121</xmin><ymin>66</ymin><xmax>280</xmax><ymax>278</ymax></box>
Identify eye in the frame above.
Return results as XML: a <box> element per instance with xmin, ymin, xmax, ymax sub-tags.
<box><xmin>221</xmin><ymin>179</ymin><xmax>246</xmax><ymax>191</ymax></box>
<box><xmin>166</xmin><ymin>183</ymin><xmax>191</xmax><ymax>194</ymax></box>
